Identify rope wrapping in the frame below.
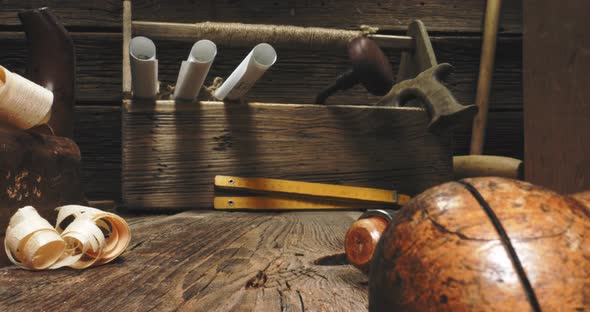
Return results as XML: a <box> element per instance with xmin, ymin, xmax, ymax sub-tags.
<box><xmin>134</xmin><ymin>21</ymin><xmax>380</xmax><ymax>49</ymax></box>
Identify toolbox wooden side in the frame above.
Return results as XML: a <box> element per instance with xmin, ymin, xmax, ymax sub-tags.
<box><xmin>122</xmin><ymin>100</ymin><xmax>452</xmax><ymax>209</ymax></box>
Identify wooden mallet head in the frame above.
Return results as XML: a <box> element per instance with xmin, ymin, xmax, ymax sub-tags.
<box><xmin>368</xmin><ymin>177</ymin><xmax>590</xmax><ymax>311</ymax></box>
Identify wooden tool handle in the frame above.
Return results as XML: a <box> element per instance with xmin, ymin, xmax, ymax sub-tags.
<box><xmin>380</xmin><ymin>63</ymin><xmax>477</xmax><ymax>134</ymax></box>
<box><xmin>345</xmin><ymin>215</ymin><xmax>389</xmax><ymax>272</ymax></box>
<box><xmin>453</xmin><ymin>155</ymin><xmax>523</xmax><ymax>180</ymax></box>
<box><xmin>470</xmin><ymin>0</ymin><xmax>503</xmax><ymax>155</ymax></box>
<box><xmin>344</xmin><ymin>210</ymin><xmax>395</xmax><ymax>272</ymax></box>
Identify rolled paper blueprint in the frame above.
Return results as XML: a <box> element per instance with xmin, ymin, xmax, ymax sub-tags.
<box><xmin>0</xmin><ymin>66</ymin><xmax>53</xmax><ymax>129</ymax></box>
<box><xmin>173</xmin><ymin>40</ymin><xmax>217</xmax><ymax>100</ymax></box>
<box><xmin>130</xmin><ymin>36</ymin><xmax>159</xmax><ymax>99</ymax></box>
<box><xmin>215</xmin><ymin>43</ymin><xmax>277</xmax><ymax>100</ymax></box>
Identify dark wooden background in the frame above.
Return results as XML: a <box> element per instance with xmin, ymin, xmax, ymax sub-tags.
<box><xmin>0</xmin><ymin>0</ymin><xmax>522</xmax><ymax>202</ymax></box>
<box><xmin>524</xmin><ymin>0</ymin><xmax>590</xmax><ymax>194</ymax></box>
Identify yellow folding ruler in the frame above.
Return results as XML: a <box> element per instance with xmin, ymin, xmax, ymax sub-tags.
<box><xmin>214</xmin><ymin>175</ymin><xmax>411</xmax><ymax>210</ymax></box>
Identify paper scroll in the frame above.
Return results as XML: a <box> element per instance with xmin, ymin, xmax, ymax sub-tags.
<box><xmin>173</xmin><ymin>40</ymin><xmax>217</xmax><ymax>100</ymax></box>
<box><xmin>130</xmin><ymin>36</ymin><xmax>159</xmax><ymax>99</ymax></box>
<box><xmin>0</xmin><ymin>66</ymin><xmax>53</xmax><ymax>129</ymax></box>
<box><xmin>214</xmin><ymin>43</ymin><xmax>277</xmax><ymax>100</ymax></box>
<box><xmin>4</xmin><ymin>205</ymin><xmax>130</xmax><ymax>270</ymax></box>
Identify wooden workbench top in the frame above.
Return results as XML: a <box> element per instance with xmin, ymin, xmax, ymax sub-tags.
<box><xmin>0</xmin><ymin>211</ymin><xmax>368</xmax><ymax>311</ymax></box>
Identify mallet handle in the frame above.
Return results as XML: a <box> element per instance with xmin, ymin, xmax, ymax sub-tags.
<box><xmin>470</xmin><ymin>0</ymin><xmax>503</xmax><ymax>155</ymax></box>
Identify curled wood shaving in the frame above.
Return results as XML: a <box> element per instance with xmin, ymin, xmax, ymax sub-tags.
<box><xmin>0</xmin><ymin>65</ymin><xmax>53</xmax><ymax>129</ymax></box>
<box><xmin>4</xmin><ymin>205</ymin><xmax>131</xmax><ymax>270</ymax></box>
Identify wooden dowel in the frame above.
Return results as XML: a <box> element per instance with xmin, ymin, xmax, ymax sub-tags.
<box><xmin>470</xmin><ymin>0</ymin><xmax>503</xmax><ymax>155</ymax></box>
<box><xmin>132</xmin><ymin>21</ymin><xmax>414</xmax><ymax>50</ymax></box>
<box><xmin>122</xmin><ymin>0</ymin><xmax>132</xmax><ymax>98</ymax></box>
<box><xmin>364</xmin><ymin>34</ymin><xmax>414</xmax><ymax>50</ymax></box>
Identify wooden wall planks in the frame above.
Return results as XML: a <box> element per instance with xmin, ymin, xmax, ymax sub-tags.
<box><xmin>0</xmin><ymin>32</ymin><xmax>122</xmax><ymax>102</ymax></box>
<box><xmin>523</xmin><ymin>1</ymin><xmax>590</xmax><ymax>193</ymax></box>
<box><xmin>0</xmin><ymin>0</ymin><xmax>524</xmax><ymax>202</ymax></box>
<box><xmin>0</xmin><ymin>0</ymin><xmax>522</xmax><ymax>33</ymax></box>
<box><xmin>74</xmin><ymin>106</ymin><xmax>122</xmax><ymax>201</ymax></box>
<box><xmin>130</xmin><ymin>0</ymin><xmax>522</xmax><ymax>33</ymax></box>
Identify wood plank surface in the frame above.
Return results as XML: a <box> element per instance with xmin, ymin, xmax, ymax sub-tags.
<box><xmin>453</xmin><ymin>111</ymin><xmax>523</xmax><ymax>159</ymax></box>
<box><xmin>130</xmin><ymin>0</ymin><xmax>522</xmax><ymax>34</ymax></box>
<box><xmin>0</xmin><ymin>0</ymin><xmax>121</xmax><ymax>28</ymax></box>
<box><xmin>0</xmin><ymin>211</ymin><xmax>368</xmax><ymax>311</ymax></box>
<box><xmin>0</xmin><ymin>32</ymin><xmax>521</xmax><ymax>110</ymax></box>
<box><xmin>122</xmin><ymin>101</ymin><xmax>452</xmax><ymax>210</ymax></box>
<box><xmin>0</xmin><ymin>0</ymin><xmax>522</xmax><ymax>34</ymax></box>
<box><xmin>74</xmin><ymin>106</ymin><xmax>122</xmax><ymax>202</ymax></box>
<box><xmin>523</xmin><ymin>1</ymin><xmax>590</xmax><ymax>193</ymax></box>
<box><xmin>0</xmin><ymin>32</ymin><xmax>121</xmax><ymax>102</ymax></box>
<box><xmin>74</xmin><ymin>106</ymin><xmax>522</xmax><ymax>203</ymax></box>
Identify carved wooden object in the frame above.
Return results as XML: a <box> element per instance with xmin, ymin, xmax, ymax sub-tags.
<box><xmin>19</xmin><ymin>7</ymin><xmax>76</xmax><ymax>138</ymax></box>
<box><xmin>378</xmin><ymin>63</ymin><xmax>477</xmax><ymax>133</ymax></box>
<box><xmin>369</xmin><ymin>177</ymin><xmax>590</xmax><ymax>311</ymax></box>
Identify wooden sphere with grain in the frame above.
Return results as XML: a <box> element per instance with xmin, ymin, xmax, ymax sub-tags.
<box><xmin>369</xmin><ymin>177</ymin><xmax>590</xmax><ymax>311</ymax></box>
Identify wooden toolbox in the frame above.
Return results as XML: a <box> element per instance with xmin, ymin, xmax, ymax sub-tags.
<box><xmin>121</xmin><ymin>1</ymin><xmax>452</xmax><ymax>210</ymax></box>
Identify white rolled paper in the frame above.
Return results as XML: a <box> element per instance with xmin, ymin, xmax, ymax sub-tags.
<box><xmin>0</xmin><ymin>66</ymin><xmax>53</xmax><ymax>129</ymax></box>
<box><xmin>173</xmin><ymin>40</ymin><xmax>217</xmax><ymax>100</ymax></box>
<box><xmin>130</xmin><ymin>36</ymin><xmax>159</xmax><ymax>99</ymax></box>
<box><xmin>215</xmin><ymin>43</ymin><xmax>277</xmax><ymax>100</ymax></box>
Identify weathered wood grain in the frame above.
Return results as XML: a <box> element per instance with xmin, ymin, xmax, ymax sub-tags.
<box><xmin>74</xmin><ymin>106</ymin><xmax>122</xmax><ymax>202</ymax></box>
<box><xmin>122</xmin><ymin>101</ymin><xmax>453</xmax><ymax>210</ymax></box>
<box><xmin>130</xmin><ymin>0</ymin><xmax>522</xmax><ymax>34</ymax></box>
<box><xmin>0</xmin><ymin>0</ymin><xmax>522</xmax><ymax>34</ymax></box>
<box><xmin>523</xmin><ymin>0</ymin><xmax>590</xmax><ymax>193</ymax></box>
<box><xmin>453</xmin><ymin>111</ymin><xmax>523</xmax><ymax>159</ymax></box>
<box><xmin>0</xmin><ymin>211</ymin><xmax>368</xmax><ymax>311</ymax></box>
<box><xmin>0</xmin><ymin>0</ymin><xmax>121</xmax><ymax>28</ymax></box>
<box><xmin>0</xmin><ymin>32</ymin><xmax>521</xmax><ymax>110</ymax></box>
<box><xmin>0</xmin><ymin>32</ymin><xmax>121</xmax><ymax>102</ymax></box>
<box><xmin>72</xmin><ymin>106</ymin><xmax>522</xmax><ymax>204</ymax></box>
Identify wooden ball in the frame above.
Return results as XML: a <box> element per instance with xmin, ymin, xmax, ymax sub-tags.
<box><xmin>345</xmin><ymin>216</ymin><xmax>389</xmax><ymax>272</ymax></box>
<box><xmin>369</xmin><ymin>177</ymin><xmax>590</xmax><ymax>311</ymax></box>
